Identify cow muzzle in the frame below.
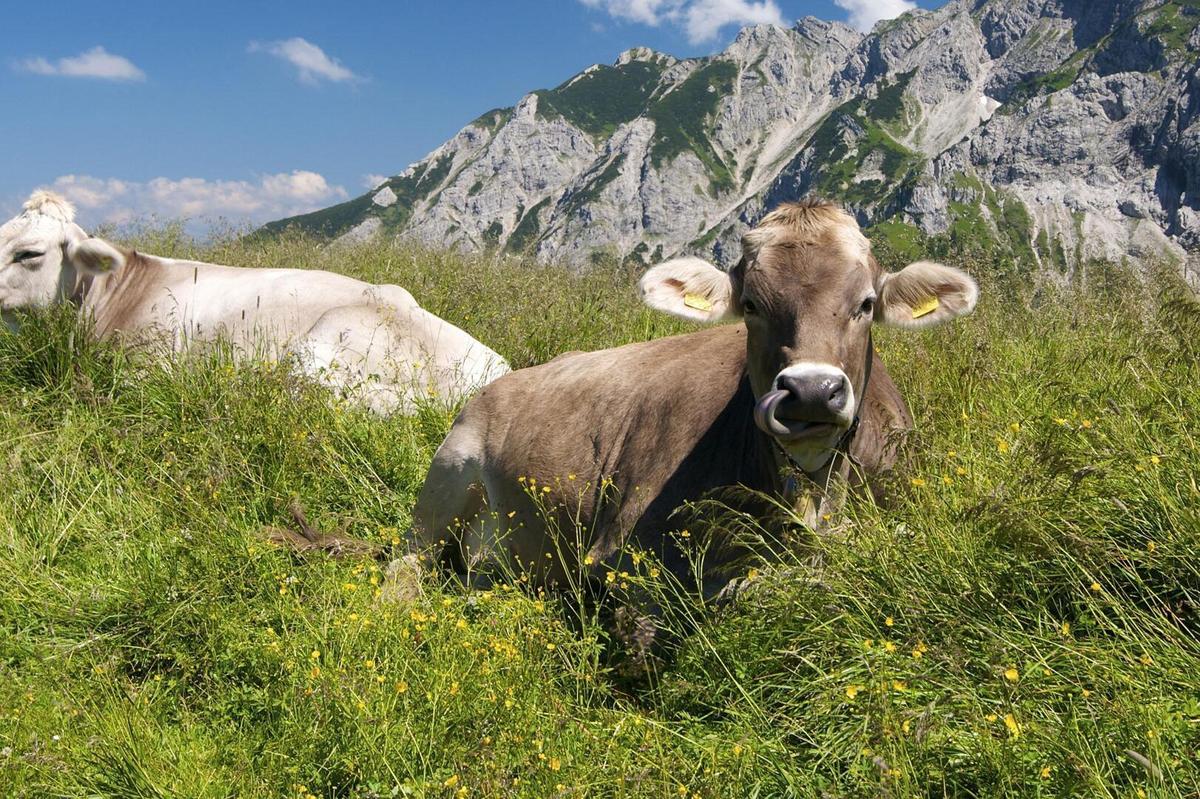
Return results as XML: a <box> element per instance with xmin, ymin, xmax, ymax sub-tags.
<box><xmin>753</xmin><ymin>363</ymin><xmax>854</xmax><ymax>441</ymax></box>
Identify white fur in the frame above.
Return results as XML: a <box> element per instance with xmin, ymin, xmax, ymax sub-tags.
<box><xmin>67</xmin><ymin>237</ymin><xmax>126</xmax><ymax>273</ymax></box>
<box><xmin>639</xmin><ymin>256</ymin><xmax>738</xmax><ymax>323</ymax></box>
<box><xmin>0</xmin><ymin>191</ymin><xmax>509</xmax><ymax>413</ymax></box>
<box><xmin>878</xmin><ymin>260</ymin><xmax>979</xmax><ymax>329</ymax></box>
<box><xmin>22</xmin><ymin>191</ymin><xmax>76</xmax><ymax>223</ymax></box>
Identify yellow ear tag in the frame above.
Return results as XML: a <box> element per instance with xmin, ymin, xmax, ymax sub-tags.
<box><xmin>683</xmin><ymin>293</ymin><xmax>713</xmax><ymax>312</ymax></box>
<box><xmin>911</xmin><ymin>296</ymin><xmax>939</xmax><ymax>319</ymax></box>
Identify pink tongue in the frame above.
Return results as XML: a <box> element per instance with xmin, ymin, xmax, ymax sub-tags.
<box><xmin>753</xmin><ymin>389</ymin><xmax>793</xmax><ymax>437</ymax></box>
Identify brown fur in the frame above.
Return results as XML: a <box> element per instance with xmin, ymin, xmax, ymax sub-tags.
<box><xmin>413</xmin><ymin>200</ymin><xmax>972</xmax><ymax>605</ymax></box>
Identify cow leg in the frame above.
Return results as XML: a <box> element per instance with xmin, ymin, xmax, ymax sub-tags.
<box><xmin>410</xmin><ymin>422</ymin><xmax>499</xmax><ymax>583</ymax></box>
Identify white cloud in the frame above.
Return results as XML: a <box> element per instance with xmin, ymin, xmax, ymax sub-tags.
<box><xmin>363</xmin><ymin>174</ymin><xmax>388</xmax><ymax>190</ymax></box>
<box><xmin>16</xmin><ymin>46</ymin><xmax>145</xmax><ymax>82</ymax></box>
<box><xmin>579</xmin><ymin>0</ymin><xmax>784</xmax><ymax>43</ymax></box>
<box><xmin>833</xmin><ymin>0</ymin><xmax>917</xmax><ymax>31</ymax></box>
<box><xmin>37</xmin><ymin>171</ymin><xmax>348</xmax><ymax>228</ymax></box>
<box><xmin>249</xmin><ymin>38</ymin><xmax>361</xmax><ymax>85</ymax></box>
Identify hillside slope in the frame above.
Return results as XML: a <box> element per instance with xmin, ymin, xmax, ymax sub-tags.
<box><xmin>264</xmin><ymin>0</ymin><xmax>1200</xmax><ymax>281</ymax></box>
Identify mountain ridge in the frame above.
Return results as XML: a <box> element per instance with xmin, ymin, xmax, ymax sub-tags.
<box><xmin>263</xmin><ymin>0</ymin><xmax>1200</xmax><ymax>283</ymax></box>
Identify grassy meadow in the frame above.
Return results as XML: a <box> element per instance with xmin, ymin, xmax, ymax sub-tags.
<box><xmin>1</xmin><ymin>231</ymin><xmax>1198</xmax><ymax>797</ymax></box>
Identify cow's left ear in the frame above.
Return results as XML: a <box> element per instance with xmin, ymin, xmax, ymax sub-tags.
<box><xmin>877</xmin><ymin>261</ymin><xmax>978</xmax><ymax>328</ymax></box>
<box><xmin>639</xmin><ymin>257</ymin><xmax>739</xmax><ymax>323</ymax></box>
<box><xmin>66</xmin><ymin>236</ymin><xmax>126</xmax><ymax>274</ymax></box>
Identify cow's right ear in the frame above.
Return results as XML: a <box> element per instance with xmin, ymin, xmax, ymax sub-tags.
<box><xmin>639</xmin><ymin>257</ymin><xmax>739</xmax><ymax>323</ymax></box>
<box><xmin>66</xmin><ymin>237</ymin><xmax>126</xmax><ymax>274</ymax></box>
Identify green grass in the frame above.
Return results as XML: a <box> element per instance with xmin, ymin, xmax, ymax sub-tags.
<box><xmin>1</xmin><ymin>232</ymin><xmax>1199</xmax><ymax>797</ymax></box>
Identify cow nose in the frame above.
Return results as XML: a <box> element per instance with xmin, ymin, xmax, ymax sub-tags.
<box><xmin>776</xmin><ymin>370</ymin><xmax>849</xmax><ymax>418</ymax></box>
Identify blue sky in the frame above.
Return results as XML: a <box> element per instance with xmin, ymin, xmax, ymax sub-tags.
<box><xmin>2</xmin><ymin>0</ymin><xmax>941</xmax><ymax>228</ymax></box>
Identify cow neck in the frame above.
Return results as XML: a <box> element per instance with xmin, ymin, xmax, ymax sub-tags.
<box><xmin>76</xmin><ymin>250</ymin><xmax>156</xmax><ymax>337</ymax></box>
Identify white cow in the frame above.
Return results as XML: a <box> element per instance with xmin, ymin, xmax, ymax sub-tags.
<box><xmin>0</xmin><ymin>191</ymin><xmax>509</xmax><ymax>412</ymax></box>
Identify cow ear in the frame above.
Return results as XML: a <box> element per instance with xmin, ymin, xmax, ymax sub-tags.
<box><xmin>66</xmin><ymin>237</ymin><xmax>126</xmax><ymax>274</ymax></box>
<box><xmin>877</xmin><ymin>260</ymin><xmax>978</xmax><ymax>328</ymax></box>
<box><xmin>639</xmin><ymin>257</ymin><xmax>739</xmax><ymax>323</ymax></box>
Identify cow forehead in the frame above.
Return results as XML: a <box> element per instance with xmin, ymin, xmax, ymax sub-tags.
<box><xmin>1</xmin><ymin>192</ymin><xmax>78</xmax><ymax>249</ymax></box>
<box><xmin>0</xmin><ymin>213</ymin><xmax>64</xmax><ymax>249</ymax></box>
<box><xmin>742</xmin><ymin>203</ymin><xmax>872</xmax><ymax>285</ymax></box>
<box><xmin>745</xmin><ymin>232</ymin><xmax>873</xmax><ymax>297</ymax></box>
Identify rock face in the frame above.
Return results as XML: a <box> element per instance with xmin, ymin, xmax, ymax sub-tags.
<box><xmin>264</xmin><ymin>0</ymin><xmax>1200</xmax><ymax>282</ymax></box>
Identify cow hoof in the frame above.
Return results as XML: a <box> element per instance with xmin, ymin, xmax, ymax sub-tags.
<box><xmin>376</xmin><ymin>554</ymin><xmax>424</xmax><ymax>606</ymax></box>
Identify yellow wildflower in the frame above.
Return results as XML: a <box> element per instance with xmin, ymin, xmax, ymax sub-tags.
<box><xmin>885</xmin><ymin>616</ymin><xmax>894</xmax><ymax>627</ymax></box>
<box><xmin>1004</xmin><ymin>667</ymin><xmax>1020</xmax><ymax>683</ymax></box>
<box><xmin>1040</xmin><ymin>766</ymin><xmax>1051</xmax><ymax>779</ymax></box>
<box><xmin>443</xmin><ymin>775</ymin><xmax>459</xmax><ymax>788</ymax></box>
<box><xmin>845</xmin><ymin>684</ymin><xmax>861</xmax><ymax>700</ymax></box>
<box><xmin>1004</xmin><ymin>714</ymin><xmax>1020</xmax><ymax>738</ymax></box>
<box><xmin>910</xmin><ymin>477</ymin><xmax>927</xmax><ymax>487</ymax></box>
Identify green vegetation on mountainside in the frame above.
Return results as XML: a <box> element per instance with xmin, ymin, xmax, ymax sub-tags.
<box><xmin>1142</xmin><ymin>0</ymin><xmax>1200</xmax><ymax>56</ymax></box>
<box><xmin>535</xmin><ymin>61</ymin><xmax>666</xmax><ymax>139</ymax></box>
<box><xmin>646</xmin><ymin>60</ymin><xmax>740</xmax><ymax>194</ymax></box>
<box><xmin>805</xmin><ymin>94</ymin><xmax>924</xmax><ymax>210</ymax></box>
<box><xmin>261</xmin><ymin>154</ymin><xmax>458</xmax><ymax>239</ymax></box>
<box><xmin>1</xmin><ymin>229</ymin><xmax>1198</xmax><ymax>797</ymax></box>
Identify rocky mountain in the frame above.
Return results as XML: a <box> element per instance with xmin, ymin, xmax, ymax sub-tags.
<box><xmin>263</xmin><ymin>0</ymin><xmax>1200</xmax><ymax>282</ymax></box>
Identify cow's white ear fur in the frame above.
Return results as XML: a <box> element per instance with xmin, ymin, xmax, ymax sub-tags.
<box><xmin>639</xmin><ymin>257</ymin><xmax>739</xmax><ymax>323</ymax></box>
<box><xmin>66</xmin><ymin>237</ymin><xmax>126</xmax><ymax>274</ymax></box>
<box><xmin>877</xmin><ymin>260</ymin><xmax>978</xmax><ymax>329</ymax></box>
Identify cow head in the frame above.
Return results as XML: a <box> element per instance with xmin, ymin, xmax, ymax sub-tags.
<box><xmin>0</xmin><ymin>191</ymin><xmax>126</xmax><ymax>322</ymax></box>
<box><xmin>640</xmin><ymin>201</ymin><xmax>977</xmax><ymax>472</ymax></box>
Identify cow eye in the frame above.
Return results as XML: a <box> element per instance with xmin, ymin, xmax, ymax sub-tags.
<box><xmin>857</xmin><ymin>297</ymin><xmax>875</xmax><ymax>317</ymax></box>
<box><xmin>742</xmin><ymin>297</ymin><xmax>759</xmax><ymax>316</ymax></box>
<box><xmin>13</xmin><ymin>250</ymin><xmax>43</xmax><ymax>263</ymax></box>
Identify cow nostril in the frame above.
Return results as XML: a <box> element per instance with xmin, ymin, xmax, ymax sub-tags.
<box><xmin>826</xmin><ymin>377</ymin><xmax>848</xmax><ymax>409</ymax></box>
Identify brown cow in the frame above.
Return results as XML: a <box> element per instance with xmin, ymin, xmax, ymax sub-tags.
<box><xmin>410</xmin><ymin>201</ymin><xmax>977</xmax><ymax>616</ymax></box>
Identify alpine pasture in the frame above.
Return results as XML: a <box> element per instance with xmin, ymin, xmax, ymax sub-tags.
<box><xmin>1</xmin><ymin>228</ymin><xmax>1198</xmax><ymax>797</ymax></box>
